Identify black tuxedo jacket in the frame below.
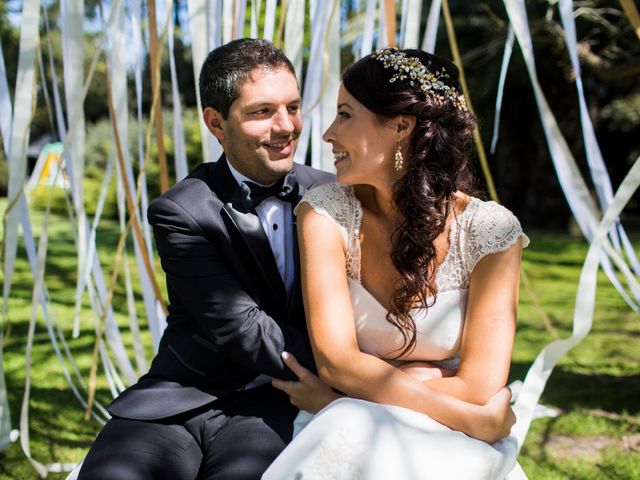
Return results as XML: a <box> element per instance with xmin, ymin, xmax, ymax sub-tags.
<box><xmin>109</xmin><ymin>156</ymin><xmax>334</xmax><ymax>420</ymax></box>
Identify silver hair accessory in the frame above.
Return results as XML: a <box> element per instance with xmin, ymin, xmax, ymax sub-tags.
<box><xmin>372</xmin><ymin>49</ymin><xmax>468</xmax><ymax>111</ymax></box>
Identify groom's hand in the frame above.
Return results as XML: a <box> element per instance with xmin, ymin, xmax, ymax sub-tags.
<box><xmin>272</xmin><ymin>352</ymin><xmax>342</xmax><ymax>413</ymax></box>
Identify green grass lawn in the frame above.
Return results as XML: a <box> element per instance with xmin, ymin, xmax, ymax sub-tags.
<box><xmin>1</xmin><ymin>199</ymin><xmax>639</xmax><ymax>479</ymax></box>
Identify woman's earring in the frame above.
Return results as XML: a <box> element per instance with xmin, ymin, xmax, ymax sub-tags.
<box><xmin>394</xmin><ymin>142</ymin><xmax>404</xmax><ymax>171</ymax></box>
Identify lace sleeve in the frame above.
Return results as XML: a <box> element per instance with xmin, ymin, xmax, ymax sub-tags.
<box><xmin>294</xmin><ymin>183</ymin><xmax>355</xmax><ymax>249</ymax></box>
<box><xmin>461</xmin><ymin>200</ymin><xmax>530</xmax><ymax>274</ymax></box>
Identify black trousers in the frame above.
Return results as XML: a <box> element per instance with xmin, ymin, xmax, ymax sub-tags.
<box><xmin>78</xmin><ymin>384</ymin><xmax>298</xmax><ymax>480</ymax></box>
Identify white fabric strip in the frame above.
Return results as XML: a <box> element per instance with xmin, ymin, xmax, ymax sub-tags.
<box><xmin>234</xmin><ymin>0</ymin><xmax>247</xmax><ymax>38</ymax></box>
<box><xmin>401</xmin><ymin>0</ymin><xmax>422</xmax><ymax>48</ymax></box>
<box><xmin>422</xmin><ymin>0</ymin><xmax>442</xmax><ymax>53</ymax></box>
<box><xmin>377</xmin><ymin>0</ymin><xmax>387</xmax><ymax>48</ymax></box>
<box><xmin>42</xmin><ymin>4</ymin><xmax>68</xmax><ymax>142</ymax></box>
<box><xmin>512</xmin><ymin>155</ymin><xmax>640</xmax><ymax>448</ymax></box>
<box><xmin>61</xmin><ymin>0</ymin><xmax>88</xmax><ymax>313</ymax></box>
<box><xmin>250</xmin><ymin>0</ymin><xmax>259</xmax><ymax>38</ymax></box>
<box><xmin>20</xmin><ymin>198</ymin><xmax>53</xmax><ymax>478</ymax></box>
<box><xmin>223</xmin><ymin>0</ymin><xmax>233</xmax><ymax>43</ymax></box>
<box><xmin>169</xmin><ymin>8</ymin><xmax>189</xmax><ymax>182</ymax></box>
<box><xmin>504</xmin><ymin>0</ymin><xmax>639</xmax><ymax>311</ymax></box>
<box><xmin>0</xmin><ymin>35</ymin><xmax>12</xmax><ymax>157</ymax></box>
<box><xmin>0</xmin><ymin>31</ymin><xmax>12</xmax><ymax>456</ymax></box>
<box><xmin>263</xmin><ymin>0</ymin><xmax>278</xmax><ymax>42</ymax></box>
<box><xmin>360</xmin><ymin>0</ymin><xmax>377</xmax><ymax>58</ymax></box>
<box><xmin>190</xmin><ymin>0</ymin><xmax>223</xmax><ymax>162</ymax></box>
<box><xmin>285</xmin><ymin>0</ymin><xmax>305</xmax><ymax>77</ymax></box>
<box><xmin>490</xmin><ymin>26</ymin><xmax>515</xmax><ymax>154</ymax></box>
<box><xmin>3</xmin><ymin>0</ymin><xmax>41</xmax><ymax>321</ymax></box>
<box><xmin>294</xmin><ymin>0</ymin><xmax>332</xmax><ymax>167</ymax></box>
<box><xmin>320</xmin><ymin>0</ymin><xmax>340</xmax><ymax>172</ymax></box>
<box><xmin>558</xmin><ymin>0</ymin><xmax>640</xmax><ymax>279</ymax></box>
<box><xmin>131</xmin><ymin>0</ymin><xmax>154</xmax><ymax>257</ymax></box>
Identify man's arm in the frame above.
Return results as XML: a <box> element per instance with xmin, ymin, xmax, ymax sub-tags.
<box><xmin>149</xmin><ymin>194</ymin><xmax>314</xmax><ymax>380</ymax></box>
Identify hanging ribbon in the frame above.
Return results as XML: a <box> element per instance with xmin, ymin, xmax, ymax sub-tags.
<box><xmin>189</xmin><ymin>0</ymin><xmax>223</xmax><ymax>163</ymax></box>
<box><xmin>168</xmin><ymin>6</ymin><xmax>189</xmax><ymax>182</ymax></box>
<box><xmin>148</xmin><ymin>0</ymin><xmax>170</xmax><ymax>193</ymax></box>
<box><xmin>512</xmin><ymin>155</ymin><xmax>640</xmax><ymax>449</ymax></box>
<box><xmin>422</xmin><ymin>0</ymin><xmax>442</xmax><ymax>53</ymax></box>
<box><xmin>360</xmin><ymin>0</ymin><xmax>377</xmax><ymax>58</ymax></box>
<box><xmin>263</xmin><ymin>0</ymin><xmax>278</xmax><ymax>42</ymax></box>
<box><xmin>490</xmin><ymin>26</ymin><xmax>515</xmax><ymax>154</ymax></box>
<box><xmin>503</xmin><ymin>0</ymin><xmax>639</xmax><ymax>311</ymax></box>
<box><xmin>284</xmin><ymin>0</ymin><xmax>305</xmax><ymax>76</ymax></box>
<box><xmin>401</xmin><ymin>0</ymin><xmax>422</xmax><ymax>49</ymax></box>
<box><xmin>559</xmin><ymin>0</ymin><xmax>640</xmax><ymax>279</ymax></box>
<box><xmin>3</xmin><ymin>0</ymin><xmax>41</xmax><ymax>322</ymax></box>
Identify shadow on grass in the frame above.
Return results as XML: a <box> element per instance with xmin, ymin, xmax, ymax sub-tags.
<box><xmin>510</xmin><ymin>362</ymin><xmax>640</xmax><ymax>414</ymax></box>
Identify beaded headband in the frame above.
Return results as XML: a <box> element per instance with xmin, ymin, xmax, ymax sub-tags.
<box><xmin>372</xmin><ymin>48</ymin><xmax>468</xmax><ymax>112</ymax></box>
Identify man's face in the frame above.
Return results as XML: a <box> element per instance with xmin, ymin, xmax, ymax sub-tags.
<box><xmin>205</xmin><ymin>67</ymin><xmax>302</xmax><ymax>185</ymax></box>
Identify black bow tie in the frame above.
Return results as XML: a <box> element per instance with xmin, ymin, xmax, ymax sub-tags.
<box><xmin>239</xmin><ymin>171</ymin><xmax>299</xmax><ymax>212</ymax></box>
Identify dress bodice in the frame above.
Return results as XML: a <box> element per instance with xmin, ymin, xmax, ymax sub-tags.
<box><xmin>297</xmin><ymin>183</ymin><xmax>529</xmax><ymax>366</ymax></box>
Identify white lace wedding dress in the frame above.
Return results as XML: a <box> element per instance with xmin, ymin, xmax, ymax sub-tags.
<box><xmin>262</xmin><ymin>183</ymin><xmax>530</xmax><ymax>480</ymax></box>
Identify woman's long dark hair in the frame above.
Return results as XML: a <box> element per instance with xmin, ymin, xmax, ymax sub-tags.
<box><xmin>342</xmin><ymin>49</ymin><xmax>477</xmax><ymax>357</ymax></box>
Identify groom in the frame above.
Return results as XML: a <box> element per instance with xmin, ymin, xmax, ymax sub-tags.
<box><xmin>79</xmin><ymin>39</ymin><xmax>334</xmax><ymax>479</ymax></box>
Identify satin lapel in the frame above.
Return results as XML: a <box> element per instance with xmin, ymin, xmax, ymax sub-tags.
<box><xmin>222</xmin><ymin>189</ymin><xmax>287</xmax><ymax>306</ymax></box>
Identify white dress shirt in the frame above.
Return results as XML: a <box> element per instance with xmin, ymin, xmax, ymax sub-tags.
<box><xmin>226</xmin><ymin>159</ymin><xmax>295</xmax><ymax>296</ymax></box>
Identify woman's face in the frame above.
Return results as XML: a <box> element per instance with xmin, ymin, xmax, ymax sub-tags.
<box><xmin>323</xmin><ymin>85</ymin><xmax>397</xmax><ymax>186</ymax></box>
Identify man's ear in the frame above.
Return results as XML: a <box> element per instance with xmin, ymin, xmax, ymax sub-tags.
<box><xmin>397</xmin><ymin>115</ymin><xmax>416</xmax><ymax>142</ymax></box>
<box><xmin>203</xmin><ymin>107</ymin><xmax>225</xmax><ymax>142</ymax></box>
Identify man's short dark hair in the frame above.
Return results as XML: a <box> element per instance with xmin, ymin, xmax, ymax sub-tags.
<box><xmin>199</xmin><ymin>38</ymin><xmax>297</xmax><ymax>119</ymax></box>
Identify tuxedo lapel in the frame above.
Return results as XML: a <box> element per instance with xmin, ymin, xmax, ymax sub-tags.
<box><xmin>212</xmin><ymin>157</ymin><xmax>287</xmax><ymax>306</ymax></box>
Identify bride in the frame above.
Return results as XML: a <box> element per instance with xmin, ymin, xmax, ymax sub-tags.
<box><xmin>263</xmin><ymin>48</ymin><xmax>528</xmax><ymax>479</ymax></box>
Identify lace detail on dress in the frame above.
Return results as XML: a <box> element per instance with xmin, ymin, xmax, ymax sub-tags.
<box><xmin>436</xmin><ymin>197</ymin><xmax>530</xmax><ymax>292</ymax></box>
<box><xmin>295</xmin><ymin>183</ymin><xmax>363</xmax><ymax>281</ymax></box>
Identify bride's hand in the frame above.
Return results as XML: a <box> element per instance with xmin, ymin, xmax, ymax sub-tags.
<box><xmin>272</xmin><ymin>351</ymin><xmax>342</xmax><ymax>413</ymax></box>
<box><xmin>468</xmin><ymin>387</ymin><xmax>516</xmax><ymax>444</ymax></box>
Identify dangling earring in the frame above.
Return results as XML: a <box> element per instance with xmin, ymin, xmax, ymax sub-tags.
<box><xmin>394</xmin><ymin>137</ymin><xmax>404</xmax><ymax>172</ymax></box>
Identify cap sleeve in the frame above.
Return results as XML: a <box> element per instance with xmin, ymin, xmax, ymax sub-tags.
<box><xmin>294</xmin><ymin>183</ymin><xmax>359</xmax><ymax>250</ymax></box>
<box><xmin>461</xmin><ymin>200</ymin><xmax>530</xmax><ymax>274</ymax></box>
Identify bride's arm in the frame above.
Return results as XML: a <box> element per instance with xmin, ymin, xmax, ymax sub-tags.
<box><xmin>297</xmin><ymin>204</ymin><xmax>513</xmax><ymax>443</ymax></box>
<box><xmin>418</xmin><ymin>242</ymin><xmax>523</xmax><ymax>404</ymax></box>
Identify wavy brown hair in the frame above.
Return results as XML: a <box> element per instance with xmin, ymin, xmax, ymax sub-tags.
<box><xmin>342</xmin><ymin>49</ymin><xmax>477</xmax><ymax>357</ymax></box>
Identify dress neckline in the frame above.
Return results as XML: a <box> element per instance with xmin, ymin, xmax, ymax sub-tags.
<box><xmin>347</xmin><ymin>185</ymin><xmax>478</xmax><ymax>303</ymax></box>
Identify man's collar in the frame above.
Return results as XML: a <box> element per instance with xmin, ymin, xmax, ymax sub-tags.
<box><xmin>226</xmin><ymin>157</ymin><xmax>278</xmax><ymax>188</ymax></box>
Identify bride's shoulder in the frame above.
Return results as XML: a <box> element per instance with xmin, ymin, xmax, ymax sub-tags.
<box><xmin>459</xmin><ymin>196</ymin><xmax>530</xmax><ymax>251</ymax></box>
<box><xmin>297</xmin><ymin>183</ymin><xmax>356</xmax><ymax>215</ymax></box>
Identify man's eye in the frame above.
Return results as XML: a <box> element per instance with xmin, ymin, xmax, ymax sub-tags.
<box><xmin>338</xmin><ymin>111</ymin><xmax>350</xmax><ymax>119</ymax></box>
<box><xmin>288</xmin><ymin>105</ymin><xmax>300</xmax><ymax>113</ymax></box>
<box><xmin>253</xmin><ymin>109</ymin><xmax>270</xmax><ymax>115</ymax></box>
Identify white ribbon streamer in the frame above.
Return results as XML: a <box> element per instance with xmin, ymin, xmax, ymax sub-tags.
<box><xmin>168</xmin><ymin>8</ymin><xmax>189</xmax><ymax>181</ymax></box>
<box><xmin>512</xmin><ymin>155</ymin><xmax>640</xmax><ymax>448</ymax></box>
<box><xmin>503</xmin><ymin>0</ymin><xmax>639</xmax><ymax>311</ymax></box>
<box><xmin>401</xmin><ymin>0</ymin><xmax>422</xmax><ymax>49</ymax></box>
<box><xmin>360</xmin><ymin>0</ymin><xmax>377</xmax><ymax>58</ymax></box>
<box><xmin>263</xmin><ymin>0</ymin><xmax>278</xmax><ymax>42</ymax></box>
<box><xmin>490</xmin><ymin>26</ymin><xmax>515</xmax><ymax>154</ymax></box>
<box><xmin>422</xmin><ymin>0</ymin><xmax>442</xmax><ymax>53</ymax></box>
<box><xmin>190</xmin><ymin>0</ymin><xmax>223</xmax><ymax>162</ymax></box>
<box><xmin>558</xmin><ymin>0</ymin><xmax>640</xmax><ymax>278</ymax></box>
<box><xmin>0</xmin><ymin>35</ymin><xmax>12</xmax><ymax>155</ymax></box>
<box><xmin>3</xmin><ymin>0</ymin><xmax>40</xmax><ymax>323</ymax></box>
<box><xmin>285</xmin><ymin>0</ymin><xmax>305</xmax><ymax>77</ymax></box>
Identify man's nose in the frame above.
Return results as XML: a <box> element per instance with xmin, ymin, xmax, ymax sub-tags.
<box><xmin>273</xmin><ymin>107</ymin><xmax>295</xmax><ymax>134</ymax></box>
